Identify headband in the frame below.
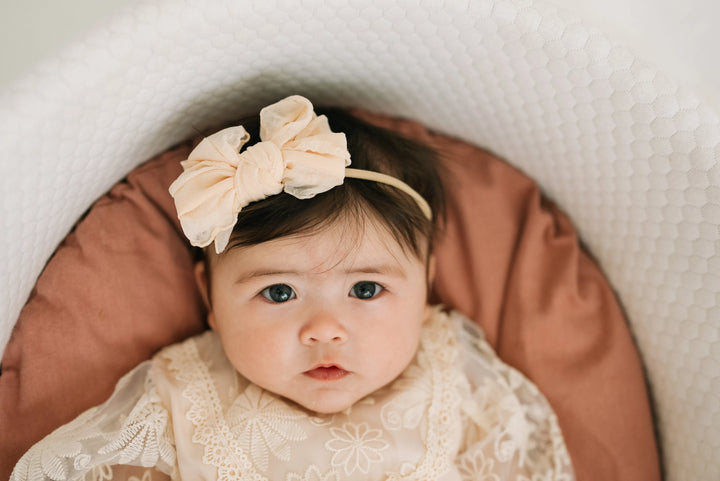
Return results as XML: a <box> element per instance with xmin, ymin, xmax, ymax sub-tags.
<box><xmin>169</xmin><ymin>95</ymin><xmax>432</xmax><ymax>253</ymax></box>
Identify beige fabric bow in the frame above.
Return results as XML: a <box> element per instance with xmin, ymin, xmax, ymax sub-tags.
<box><xmin>169</xmin><ymin>96</ymin><xmax>351</xmax><ymax>253</ymax></box>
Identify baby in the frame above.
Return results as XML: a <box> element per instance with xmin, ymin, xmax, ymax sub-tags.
<box><xmin>12</xmin><ymin>96</ymin><xmax>575</xmax><ymax>480</ymax></box>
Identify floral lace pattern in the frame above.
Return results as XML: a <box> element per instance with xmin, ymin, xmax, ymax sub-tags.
<box><xmin>11</xmin><ymin>308</ymin><xmax>575</xmax><ymax>481</ymax></box>
<box><xmin>325</xmin><ymin>422</ymin><xmax>389</xmax><ymax>475</ymax></box>
<box><xmin>98</xmin><ymin>380</ymin><xmax>175</xmax><ymax>468</ymax></box>
<box><xmin>11</xmin><ymin>366</ymin><xmax>176</xmax><ymax>481</ymax></box>
<box><xmin>226</xmin><ymin>384</ymin><xmax>308</xmax><ymax>471</ymax></box>
<box><xmin>456</xmin><ymin>320</ymin><xmax>574</xmax><ymax>480</ymax></box>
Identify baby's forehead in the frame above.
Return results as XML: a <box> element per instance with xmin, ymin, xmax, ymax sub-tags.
<box><xmin>217</xmin><ymin>217</ymin><xmax>425</xmax><ymax>270</ymax></box>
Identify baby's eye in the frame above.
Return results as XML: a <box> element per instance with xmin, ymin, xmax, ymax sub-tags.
<box><xmin>261</xmin><ymin>284</ymin><xmax>296</xmax><ymax>303</ymax></box>
<box><xmin>349</xmin><ymin>281</ymin><xmax>383</xmax><ymax>300</ymax></box>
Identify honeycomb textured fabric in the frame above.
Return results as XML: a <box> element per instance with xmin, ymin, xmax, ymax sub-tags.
<box><xmin>0</xmin><ymin>0</ymin><xmax>717</xmax><ymax>479</ymax></box>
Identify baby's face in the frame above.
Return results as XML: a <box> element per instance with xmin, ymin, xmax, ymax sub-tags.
<box><xmin>197</xmin><ymin>219</ymin><xmax>432</xmax><ymax>414</ymax></box>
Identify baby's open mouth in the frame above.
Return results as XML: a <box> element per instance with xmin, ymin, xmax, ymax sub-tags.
<box><xmin>304</xmin><ymin>365</ymin><xmax>349</xmax><ymax>381</ymax></box>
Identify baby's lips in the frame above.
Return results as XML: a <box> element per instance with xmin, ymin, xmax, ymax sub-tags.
<box><xmin>303</xmin><ymin>365</ymin><xmax>349</xmax><ymax>381</ymax></box>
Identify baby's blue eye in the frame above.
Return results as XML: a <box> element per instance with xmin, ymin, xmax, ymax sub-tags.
<box><xmin>261</xmin><ymin>284</ymin><xmax>296</xmax><ymax>303</ymax></box>
<box><xmin>349</xmin><ymin>281</ymin><xmax>383</xmax><ymax>300</ymax></box>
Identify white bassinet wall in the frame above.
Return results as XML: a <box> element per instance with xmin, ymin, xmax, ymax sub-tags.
<box><xmin>0</xmin><ymin>0</ymin><xmax>717</xmax><ymax>479</ymax></box>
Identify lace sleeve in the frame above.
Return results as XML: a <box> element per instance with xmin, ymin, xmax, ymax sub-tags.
<box><xmin>453</xmin><ymin>313</ymin><xmax>575</xmax><ymax>481</ymax></box>
<box><xmin>10</xmin><ymin>361</ymin><xmax>177</xmax><ymax>481</ymax></box>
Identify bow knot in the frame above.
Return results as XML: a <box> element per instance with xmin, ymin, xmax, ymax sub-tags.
<box><xmin>169</xmin><ymin>96</ymin><xmax>351</xmax><ymax>253</ymax></box>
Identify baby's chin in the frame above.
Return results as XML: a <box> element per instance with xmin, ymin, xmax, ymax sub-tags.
<box><xmin>282</xmin><ymin>388</ymin><xmax>372</xmax><ymax>415</ymax></box>
<box><xmin>295</xmin><ymin>395</ymin><xmax>361</xmax><ymax>415</ymax></box>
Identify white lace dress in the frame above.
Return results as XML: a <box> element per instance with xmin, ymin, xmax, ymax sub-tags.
<box><xmin>11</xmin><ymin>308</ymin><xmax>574</xmax><ymax>481</ymax></box>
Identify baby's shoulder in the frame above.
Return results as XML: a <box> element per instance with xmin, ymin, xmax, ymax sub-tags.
<box><xmin>149</xmin><ymin>329</ymin><xmax>229</xmax><ymax>383</ymax></box>
<box><xmin>426</xmin><ymin>305</ymin><xmax>489</xmax><ymax>352</ymax></box>
<box><xmin>428</xmin><ymin>306</ymin><xmax>529</xmax><ymax>392</ymax></box>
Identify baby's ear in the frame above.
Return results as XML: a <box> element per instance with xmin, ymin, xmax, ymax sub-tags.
<box><xmin>194</xmin><ymin>260</ymin><xmax>216</xmax><ymax>329</ymax></box>
<box><xmin>425</xmin><ymin>254</ymin><xmax>437</xmax><ymax>311</ymax></box>
<box><xmin>427</xmin><ymin>254</ymin><xmax>437</xmax><ymax>285</ymax></box>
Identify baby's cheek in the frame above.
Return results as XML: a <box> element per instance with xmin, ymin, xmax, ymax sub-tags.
<box><xmin>374</xmin><ymin>333</ymin><xmax>419</xmax><ymax>381</ymax></box>
<box><xmin>231</xmin><ymin>333</ymin><xmax>288</xmax><ymax>375</ymax></box>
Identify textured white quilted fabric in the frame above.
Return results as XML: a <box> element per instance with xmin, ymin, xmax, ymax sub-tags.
<box><xmin>0</xmin><ymin>0</ymin><xmax>717</xmax><ymax>478</ymax></box>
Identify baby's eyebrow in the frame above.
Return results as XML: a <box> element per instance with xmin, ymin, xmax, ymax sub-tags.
<box><xmin>233</xmin><ymin>264</ymin><xmax>407</xmax><ymax>284</ymax></box>
<box><xmin>233</xmin><ymin>269</ymin><xmax>302</xmax><ymax>285</ymax></box>
<box><xmin>343</xmin><ymin>264</ymin><xmax>407</xmax><ymax>277</ymax></box>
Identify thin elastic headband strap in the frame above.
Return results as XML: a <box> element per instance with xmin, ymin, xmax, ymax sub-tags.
<box><xmin>345</xmin><ymin>168</ymin><xmax>432</xmax><ymax>220</ymax></box>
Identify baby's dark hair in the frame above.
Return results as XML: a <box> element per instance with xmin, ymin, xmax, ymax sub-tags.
<box><xmin>213</xmin><ymin>107</ymin><xmax>446</xmax><ymax>260</ymax></box>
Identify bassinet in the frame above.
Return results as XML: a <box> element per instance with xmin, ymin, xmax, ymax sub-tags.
<box><xmin>0</xmin><ymin>1</ymin><xmax>718</xmax><ymax>479</ymax></box>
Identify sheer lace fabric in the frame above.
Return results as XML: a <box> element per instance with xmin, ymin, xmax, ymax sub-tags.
<box><xmin>11</xmin><ymin>308</ymin><xmax>574</xmax><ymax>481</ymax></box>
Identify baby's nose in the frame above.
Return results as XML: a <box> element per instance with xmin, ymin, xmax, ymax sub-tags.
<box><xmin>299</xmin><ymin>310</ymin><xmax>348</xmax><ymax>345</ymax></box>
